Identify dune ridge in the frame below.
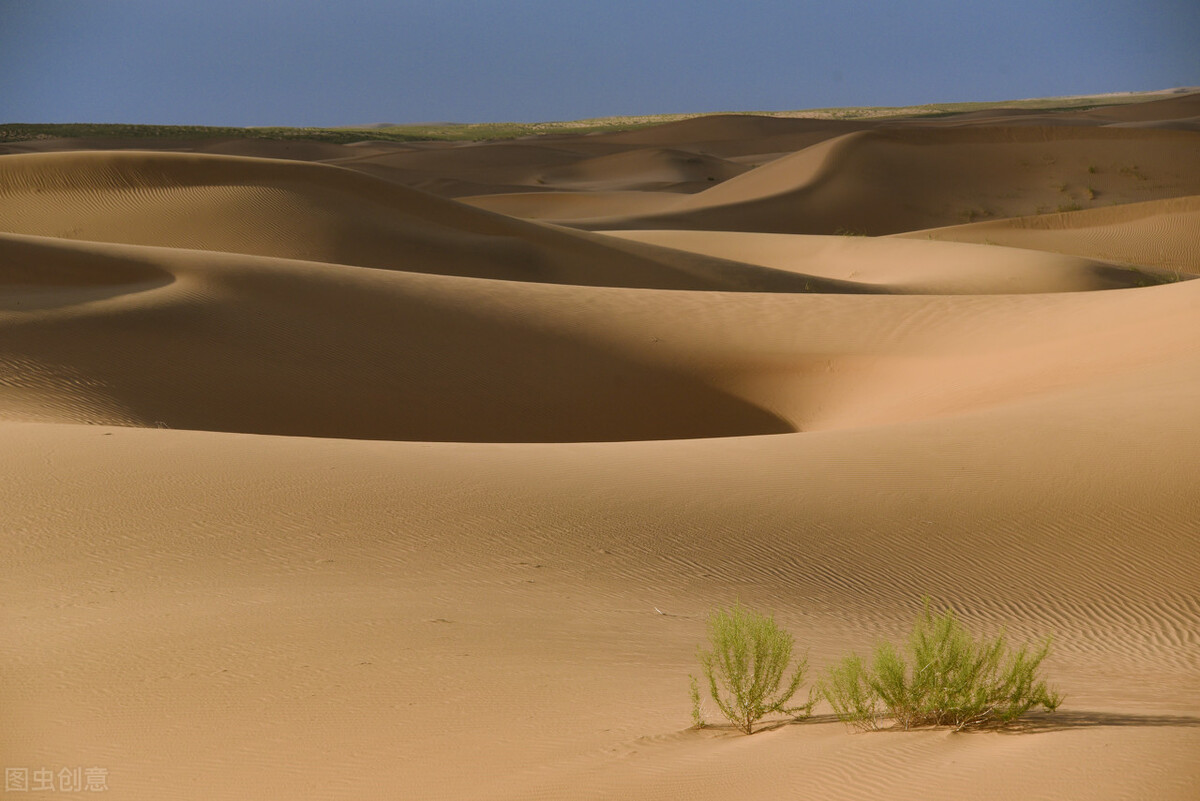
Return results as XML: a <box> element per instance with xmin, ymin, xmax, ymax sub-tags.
<box><xmin>565</xmin><ymin>125</ymin><xmax>1200</xmax><ymax>233</ymax></box>
<box><xmin>3</xmin><ymin>92</ymin><xmax>1200</xmax><ymax>800</ymax></box>
<box><xmin>0</xmin><ymin>150</ymin><xmax>837</xmax><ymax>291</ymax></box>
<box><xmin>899</xmin><ymin>194</ymin><xmax>1200</xmax><ymax>272</ymax></box>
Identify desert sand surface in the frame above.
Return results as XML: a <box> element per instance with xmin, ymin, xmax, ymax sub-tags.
<box><xmin>3</xmin><ymin>93</ymin><xmax>1200</xmax><ymax>800</ymax></box>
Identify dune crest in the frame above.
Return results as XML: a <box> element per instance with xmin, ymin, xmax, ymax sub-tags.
<box><xmin>899</xmin><ymin>195</ymin><xmax>1200</xmax><ymax>273</ymax></box>
<box><xmin>0</xmin><ymin>150</ymin><xmax>814</xmax><ymax>290</ymax></box>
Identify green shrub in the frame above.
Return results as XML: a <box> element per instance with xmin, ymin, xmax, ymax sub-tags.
<box><xmin>823</xmin><ymin>600</ymin><xmax>1062</xmax><ymax>731</ymax></box>
<box><xmin>688</xmin><ymin>675</ymin><xmax>706</xmax><ymax>729</ymax></box>
<box><xmin>694</xmin><ymin>602</ymin><xmax>813</xmax><ymax>734</ymax></box>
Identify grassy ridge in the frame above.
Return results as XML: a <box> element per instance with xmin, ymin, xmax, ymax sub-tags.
<box><xmin>0</xmin><ymin>120</ymin><xmax>675</xmax><ymax>145</ymax></box>
<box><xmin>2</xmin><ymin>90</ymin><xmax>1187</xmax><ymax>145</ymax></box>
<box><xmin>0</xmin><ymin>123</ymin><xmax>432</xmax><ymax>145</ymax></box>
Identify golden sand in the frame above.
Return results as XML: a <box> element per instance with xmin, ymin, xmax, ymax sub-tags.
<box><xmin>3</xmin><ymin>92</ymin><xmax>1199</xmax><ymax>799</ymax></box>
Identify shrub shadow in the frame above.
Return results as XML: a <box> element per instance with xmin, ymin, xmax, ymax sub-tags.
<box><xmin>698</xmin><ymin>710</ymin><xmax>1200</xmax><ymax>737</ymax></box>
<box><xmin>974</xmin><ymin>709</ymin><xmax>1200</xmax><ymax>735</ymax></box>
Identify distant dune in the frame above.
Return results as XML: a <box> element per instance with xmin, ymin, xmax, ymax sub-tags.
<box><xmin>899</xmin><ymin>195</ymin><xmax>1200</xmax><ymax>273</ymax></box>
<box><xmin>3</xmin><ymin>92</ymin><xmax>1199</xmax><ymax>801</ymax></box>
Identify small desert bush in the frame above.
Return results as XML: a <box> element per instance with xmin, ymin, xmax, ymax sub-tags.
<box><xmin>692</xmin><ymin>602</ymin><xmax>813</xmax><ymax>734</ymax></box>
<box><xmin>823</xmin><ymin>600</ymin><xmax>1062</xmax><ymax>731</ymax></box>
<box><xmin>688</xmin><ymin>675</ymin><xmax>705</xmax><ymax>729</ymax></box>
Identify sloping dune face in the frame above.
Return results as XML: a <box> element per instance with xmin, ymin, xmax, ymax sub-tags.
<box><xmin>571</xmin><ymin>126</ymin><xmax>1200</xmax><ymax>233</ymax></box>
<box><xmin>0</xmin><ymin>150</ymin><xmax>781</xmax><ymax>290</ymax></box>
<box><xmin>4</xmin><ymin>94</ymin><xmax>1200</xmax><ymax>801</ymax></box>
<box><xmin>0</xmin><ymin>231</ymin><xmax>799</xmax><ymax>441</ymax></box>
<box><xmin>899</xmin><ymin>195</ymin><xmax>1200</xmax><ymax>273</ymax></box>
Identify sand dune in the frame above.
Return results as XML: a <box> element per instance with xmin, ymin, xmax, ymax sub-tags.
<box><xmin>0</xmin><ymin>232</ymin><xmax>803</xmax><ymax>441</ymax></box>
<box><xmin>4</xmin><ymin>93</ymin><xmax>1200</xmax><ymax>801</ymax></box>
<box><xmin>595</xmin><ymin>113</ymin><xmax>872</xmax><ymax>156</ymax></box>
<box><xmin>899</xmin><ymin>194</ymin><xmax>1200</xmax><ymax>273</ymax></box>
<box><xmin>909</xmin><ymin>93</ymin><xmax>1200</xmax><ymax>130</ymax></box>
<box><xmin>531</xmin><ymin>147</ymin><xmax>747</xmax><ymax>191</ymax></box>
<box><xmin>5</xmin><ymin>227</ymin><xmax>1189</xmax><ymax>439</ymax></box>
<box><xmin>0</xmin><ymin>150</ymin><xmax>825</xmax><ymax>291</ymax></box>
<box><xmin>1077</xmin><ymin>91</ymin><xmax>1200</xmax><ymax>123</ymax></box>
<box><xmin>325</xmin><ymin>140</ymin><xmax>590</xmax><ymax>194</ymax></box>
<box><xmin>605</xmin><ymin>230</ymin><xmax>1183</xmax><ymax>293</ymax></box>
<box><xmin>567</xmin><ymin>126</ymin><xmax>1200</xmax><ymax>233</ymax></box>
<box><xmin>463</xmin><ymin>189</ymin><xmax>688</xmax><ymax>221</ymax></box>
<box><xmin>194</xmin><ymin>137</ymin><xmax>372</xmax><ymax>161</ymax></box>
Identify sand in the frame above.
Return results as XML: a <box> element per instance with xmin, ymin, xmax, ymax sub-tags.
<box><xmin>3</xmin><ymin>94</ymin><xmax>1199</xmax><ymax>800</ymax></box>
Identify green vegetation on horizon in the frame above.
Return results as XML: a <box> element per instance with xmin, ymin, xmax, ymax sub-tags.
<box><xmin>2</xmin><ymin>89</ymin><xmax>1188</xmax><ymax>146</ymax></box>
<box><xmin>0</xmin><ymin>120</ymin><xmax>668</xmax><ymax>145</ymax></box>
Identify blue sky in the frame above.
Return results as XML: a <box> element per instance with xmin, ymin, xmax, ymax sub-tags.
<box><xmin>1</xmin><ymin>0</ymin><xmax>1197</xmax><ymax>126</ymax></box>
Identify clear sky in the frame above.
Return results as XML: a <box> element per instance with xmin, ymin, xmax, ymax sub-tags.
<box><xmin>2</xmin><ymin>0</ymin><xmax>1197</xmax><ymax>126</ymax></box>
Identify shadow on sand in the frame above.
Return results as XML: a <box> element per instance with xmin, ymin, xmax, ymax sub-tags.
<box><xmin>968</xmin><ymin>709</ymin><xmax>1200</xmax><ymax>735</ymax></box>
<box><xmin>736</xmin><ymin>710</ymin><xmax>1200</xmax><ymax>736</ymax></box>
